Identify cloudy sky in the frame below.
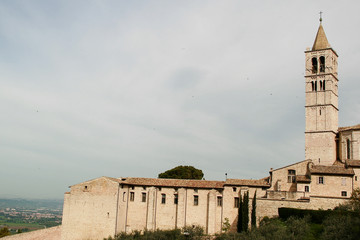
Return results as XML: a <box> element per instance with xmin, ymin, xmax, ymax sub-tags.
<box><xmin>1</xmin><ymin>1</ymin><xmax>360</xmax><ymax>199</ymax></box>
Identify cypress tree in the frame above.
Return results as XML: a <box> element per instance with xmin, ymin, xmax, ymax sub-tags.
<box><xmin>242</xmin><ymin>191</ymin><xmax>249</xmax><ymax>232</ymax></box>
<box><xmin>237</xmin><ymin>193</ymin><xmax>243</xmax><ymax>232</ymax></box>
<box><xmin>251</xmin><ymin>191</ymin><xmax>257</xmax><ymax>228</ymax></box>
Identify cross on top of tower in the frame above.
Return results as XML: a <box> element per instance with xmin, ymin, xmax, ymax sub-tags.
<box><xmin>319</xmin><ymin>11</ymin><xmax>323</xmax><ymax>23</ymax></box>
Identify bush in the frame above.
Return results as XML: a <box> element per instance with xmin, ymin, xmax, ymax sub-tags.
<box><xmin>107</xmin><ymin>225</ymin><xmax>203</xmax><ymax>240</ymax></box>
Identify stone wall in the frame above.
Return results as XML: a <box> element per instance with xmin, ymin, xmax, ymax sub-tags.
<box><xmin>2</xmin><ymin>226</ymin><xmax>61</xmax><ymax>240</ymax></box>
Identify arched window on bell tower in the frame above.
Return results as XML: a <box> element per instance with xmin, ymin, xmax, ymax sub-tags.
<box><xmin>311</xmin><ymin>81</ymin><xmax>315</xmax><ymax>91</ymax></box>
<box><xmin>312</xmin><ymin>57</ymin><xmax>318</xmax><ymax>73</ymax></box>
<box><xmin>320</xmin><ymin>56</ymin><xmax>325</xmax><ymax>72</ymax></box>
<box><xmin>323</xmin><ymin>80</ymin><xmax>326</xmax><ymax>90</ymax></box>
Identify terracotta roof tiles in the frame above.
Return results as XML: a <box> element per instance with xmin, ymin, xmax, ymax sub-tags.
<box><xmin>310</xmin><ymin>165</ymin><xmax>354</xmax><ymax>176</ymax></box>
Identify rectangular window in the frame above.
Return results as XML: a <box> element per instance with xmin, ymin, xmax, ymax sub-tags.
<box><xmin>194</xmin><ymin>189</ymin><xmax>198</xmax><ymax>193</ymax></box>
<box><xmin>142</xmin><ymin>193</ymin><xmax>146</xmax><ymax>202</ymax></box>
<box><xmin>305</xmin><ymin>186</ymin><xmax>309</xmax><ymax>192</ymax></box>
<box><xmin>161</xmin><ymin>194</ymin><xmax>166</xmax><ymax>204</ymax></box>
<box><xmin>130</xmin><ymin>192</ymin><xmax>135</xmax><ymax>201</ymax></box>
<box><xmin>234</xmin><ymin>197</ymin><xmax>240</xmax><ymax>208</ymax></box>
<box><xmin>341</xmin><ymin>191</ymin><xmax>347</xmax><ymax>197</ymax></box>
<box><xmin>174</xmin><ymin>194</ymin><xmax>178</xmax><ymax>204</ymax></box>
<box><xmin>194</xmin><ymin>195</ymin><xmax>199</xmax><ymax>206</ymax></box>
<box><xmin>217</xmin><ymin>196</ymin><xmax>222</xmax><ymax>207</ymax></box>
<box><xmin>318</xmin><ymin>176</ymin><xmax>324</xmax><ymax>184</ymax></box>
<box><xmin>288</xmin><ymin>170</ymin><xmax>296</xmax><ymax>183</ymax></box>
<box><xmin>233</xmin><ymin>187</ymin><xmax>237</xmax><ymax>192</ymax></box>
<box><xmin>342</xmin><ymin>178</ymin><xmax>346</xmax><ymax>186</ymax></box>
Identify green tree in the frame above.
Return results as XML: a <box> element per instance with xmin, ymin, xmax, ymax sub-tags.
<box><xmin>158</xmin><ymin>166</ymin><xmax>204</xmax><ymax>180</ymax></box>
<box><xmin>237</xmin><ymin>193</ymin><xmax>243</xmax><ymax>233</ymax></box>
<box><xmin>251</xmin><ymin>191</ymin><xmax>257</xmax><ymax>228</ymax></box>
<box><xmin>0</xmin><ymin>227</ymin><xmax>11</xmax><ymax>238</ymax></box>
<box><xmin>242</xmin><ymin>191</ymin><xmax>249</xmax><ymax>232</ymax></box>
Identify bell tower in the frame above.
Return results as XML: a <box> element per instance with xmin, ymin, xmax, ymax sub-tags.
<box><xmin>304</xmin><ymin>17</ymin><xmax>339</xmax><ymax>165</ymax></box>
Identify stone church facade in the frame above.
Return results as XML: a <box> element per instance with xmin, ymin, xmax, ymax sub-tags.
<box><xmin>61</xmin><ymin>22</ymin><xmax>360</xmax><ymax>240</ymax></box>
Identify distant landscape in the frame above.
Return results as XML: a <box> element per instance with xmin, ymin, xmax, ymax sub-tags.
<box><xmin>0</xmin><ymin>198</ymin><xmax>63</xmax><ymax>234</ymax></box>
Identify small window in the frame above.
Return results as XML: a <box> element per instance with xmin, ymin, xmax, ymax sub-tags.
<box><xmin>288</xmin><ymin>170</ymin><xmax>296</xmax><ymax>183</ymax></box>
<box><xmin>319</xmin><ymin>109</ymin><xmax>322</xmax><ymax>115</ymax></box>
<box><xmin>341</xmin><ymin>191</ymin><xmax>347</xmax><ymax>197</ymax></box>
<box><xmin>174</xmin><ymin>194</ymin><xmax>178</xmax><ymax>204</ymax></box>
<box><xmin>323</xmin><ymin>80</ymin><xmax>326</xmax><ymax>90</ymax></box>
<box><xmin>217</xmin><ymin>196</ymin><xmax>222</xmax><ymax>207</ymax></box>
<box><xmin>233</xmin><ymin>187</ymin><xmax>237</xmax><ymax>192</ymax></box>
<box><xmin>320</xmin><ymin>80</ymin><xmax>323</xmax><ymax>90</ymax></box>
<box><xmin>130</xmin><ymin>192</ymin><xmax>135</xmax><ymax>201</ymax></box>
<box><xmin>130</xmin><ymin>186</ymin><xmax>135</xmax><ymax>190</ymax></box>
<box><xmin>143</xmin><ymin>186</ymin><xmax>146</xmax><ymax>190</ymax></box>
<box><xmin>158</xmin><ymin>187</ymin><xmax>162</xmax><ymax>191</ymax></box>
<box><xmin>305</xmin><ymin>186</ymin><xmax>309</xmax><ymax>192</ymax></box>
<box><xmin>194</xmin><ymin>189</ymin><xmax>198</xmax><ymax>193</ymax></box>
<box><xmin>318</xmin><ymin>177</ymin><xmax>324</xmax><ymax>184</ymax></box>
<box><xmin>123</xmin><ymin>192</ymin><xmax>126</xmax><ymax>201</ymax></box>
<box><xmin>194</xmin><ymin>195</ymin><xmax>199</xmax><ymax>206</ymax></box>
<box><xmin>142</xmin><ymin>193</ymin><xmax>146</xmax><ymax>202</ymax></box>
<box><xmin>355</xmin><ymin>176</ymin><xmax>358</xmax><ymax>181</ymax></box>
<box><xmin>161</xmin><ymin>194</ymin><xmax>166</xmax><ymax>204</ymax></box>
<box><xmin>311</xmin><ymin>81</ymin><xmax>315</xmax><ymax>91</ymax></box>
<box><xmin>234</xmin><ymin>197</ymin><xmax>240</xmax><ymax>208</ymax></box>
<box><xmin>84</xmin><ymin>186</ymin><xmax>88</xmax><ymax>190</ymax></box>
<box><xmin>341</xmin><ymin>178</ymin><xmax>346</xmax><ymax>186</ymax></box>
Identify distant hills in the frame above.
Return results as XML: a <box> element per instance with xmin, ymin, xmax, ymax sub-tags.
<box><xmin>0</xmin><ymin>198</ymin><xmax>63</xmax><ymax>210</ymax></box>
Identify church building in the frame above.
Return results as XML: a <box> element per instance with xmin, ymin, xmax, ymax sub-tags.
<box><xmin>61</xmin><ymin>20</ymin><xmax>360</xmax><ymax>240</ymax></box>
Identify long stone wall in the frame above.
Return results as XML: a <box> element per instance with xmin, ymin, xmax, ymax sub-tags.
<box><xmin>2</xmin><ymin>226</ymin><xmax>61</xmax><ymax>240</ymax></box>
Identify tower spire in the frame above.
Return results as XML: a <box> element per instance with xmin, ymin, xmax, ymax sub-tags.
<box><xmin>312</xmin><ymin>14</ymin><xmax>330</xmax><ymax>51</ymax></box>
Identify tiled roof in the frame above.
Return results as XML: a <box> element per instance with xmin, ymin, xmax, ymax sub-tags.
<box><xmin>310</xmin><ymin>165</ymin><xmax>354</xmax><ymax>176</ymax></box>
<box><xmin>339</xmin><ymin>124</ymin><xmax>360</xmax><ymax>132</ymax></box>
<box><xmin>224</xmin><ymin>179</ymin><xmax>270</xmax><ymax>187</ymax></box>
<box><xmin>114</xmin><ymin>177</ymin><xmax>225</xmax><ymax>189</ymax></box>
<box><xmin>296</xmin><ymin>175</ymin><xmax>311</xmax><ymax>183</ymax></box>
<box><xmin>345</xmin><ymin>160</ymin><xmax>360</xmax><ymax>168</ymax></box>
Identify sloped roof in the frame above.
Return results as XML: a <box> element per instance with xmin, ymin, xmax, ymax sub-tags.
<box><xmin>312</xmin><ymin>24</ymin><xmax>330</xmax><ymax>50</ymax></box>
<box><xmin>339</xmin><ymin>124</ymin><xmax>360</xmax><ymax>132</ymax></box>
<box><xmin>345</xmin><ymin>160</ymin><xmax>360</xmax><ymax>168</ymax></box>
<box><xmin>310</xmin><ymin>165</ymin><xmax>354</xmax><ymax>176</ymax></box>
<box><xmin>296</xmin><ymin>175</ymin><xmax>311</xmax><ymax>183</ymax></box>
<box><xmin>224</xmin><ymin>179</ymin><xmax>270</xmax><ymax>188</ymax></box>
<box><xmin>115</xmin><ymin>177</ymin><xmax>225</xmax><ymax>189</ymax></box>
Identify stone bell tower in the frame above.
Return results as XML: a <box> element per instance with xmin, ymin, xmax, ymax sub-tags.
<box><xmin>304</xmin><ymin>17</ymin><xmax>339</xmax><ymax>165</ymax></box>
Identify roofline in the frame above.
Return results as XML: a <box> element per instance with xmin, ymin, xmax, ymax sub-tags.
<box><xmin>270</xmin><ymin>159</ymin><xmax>311</xmax><ymax>172</ymax></box>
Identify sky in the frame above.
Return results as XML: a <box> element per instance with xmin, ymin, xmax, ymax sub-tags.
<box><xmin>1</xmin><ymin>1</ymin><xmax>360</xmax><ymax>199</ymax></box>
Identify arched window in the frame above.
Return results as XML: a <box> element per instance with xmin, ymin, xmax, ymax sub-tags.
<box><xmin>347</xmin><ymin>139</ymin><xmax>351</xmax><ymax>159</ymax></box>
<box><xmin>323</xmin><ymin>80</ymin><xmax>326</xmax><ymax>90</ymax></box>
<box><xmin>312</xmin><ymin>57</ymin><xmax>318</xmax><ymax>74</ymax></box>
<box><xmin>320</xmin><ymin>56</ymin><xmax>325</xmax><ymax>72</ymax></box>
<box><xmin>311</xmin><ymin>81</ymin><xmax>315</xmax><ymax>91</ymax></box>
<box><xmin>315</xmin><ymin>81</ymin><xmax>317</xmax><ymax>91</ymax></box>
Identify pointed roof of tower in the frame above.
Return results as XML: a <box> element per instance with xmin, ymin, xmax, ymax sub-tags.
<box><xmin>312</xmin><ymin>23</ymin><xmax>330</xmax><ymax>50</ymax></box>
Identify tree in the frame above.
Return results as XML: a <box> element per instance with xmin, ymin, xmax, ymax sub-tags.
<box><xmin>158</xmin><ymin>166</ymin><xmax>204</xmax><ymax>180</ymax></box>
<box><xmin>0</xmin><ymin>227</ymin><xmax>11</xmax><ymax>238</ymax></box>
<box><xmin>237</xmin><ymin>192</ymin><xmax>243</xmax><ymax>233</ymax></box>
<box><xmin>242</xmin><ymin>191</ymin><xmax>249</xmax><ymax>232</ymax></box>
<box><xmin>251</xmin><ymin>191</ymin><xmax>257</xmax><ymax>228</ymax></box>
